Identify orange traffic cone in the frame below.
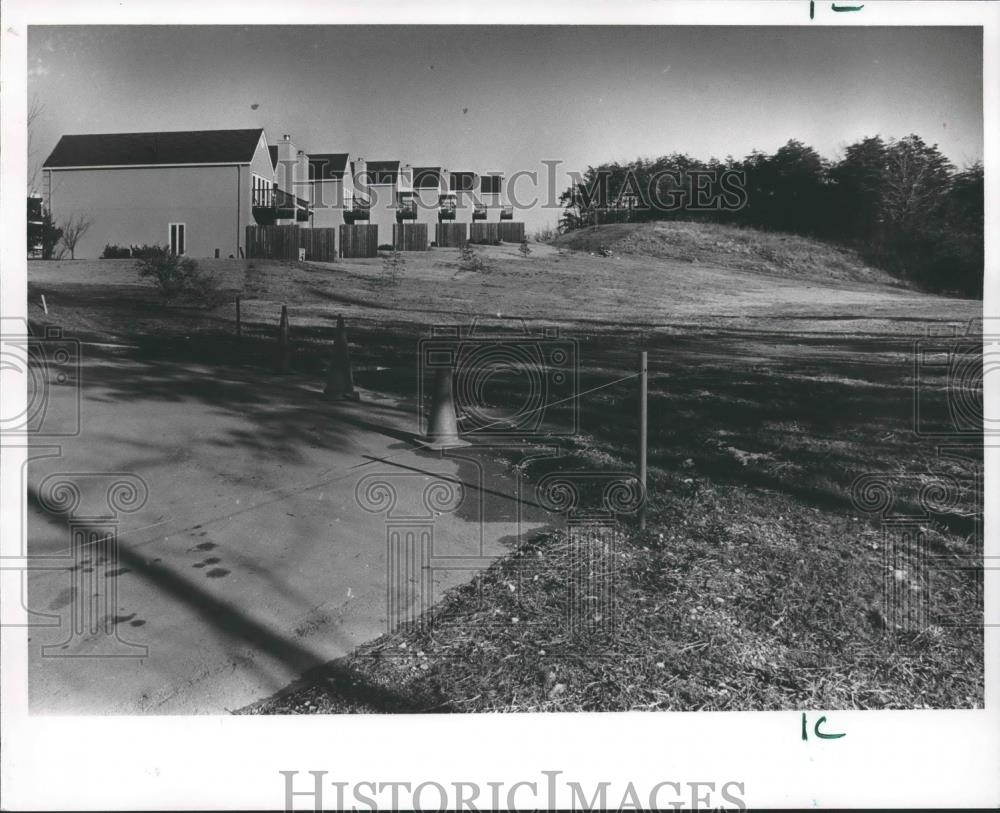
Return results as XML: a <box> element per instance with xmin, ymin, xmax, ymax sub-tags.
<box><xmin>419</xmin><ymin>366</ymin><xmax>469</xmax><ymax>449</ymax></box>
<box><xmin>277</xmin><ymin>305</ymin><xmax>290</xmax><ymax>374</ymax></box>
<box><xmin>324</xmin><ymin>314</ymin><xmax>359</xmax><ymax>400</ymax></box>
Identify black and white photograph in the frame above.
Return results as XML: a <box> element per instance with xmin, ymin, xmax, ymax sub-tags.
<box><xmin>1</xmin><ymin>1</ymin><xmax>997</xmax><ymax>810</ymax></box>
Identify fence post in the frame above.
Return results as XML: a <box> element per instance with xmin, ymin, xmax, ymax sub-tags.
<box><xmin>639</xmin><ymin>350</ymin><xmax>647</xmax><ymax>530</ymax></box>
<box><xmin>278</xmin><ymin>305</ymin><xmax>290</xmax><ymax>374</ymax></box>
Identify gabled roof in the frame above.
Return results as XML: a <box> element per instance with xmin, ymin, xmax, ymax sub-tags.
<box><xmin>365</xmin><ymin>160</ymin><xmax>400</xmax><ymax>174</ymax></box>
<box><xmin>43</xmin><ymin>128</ymin><xmax>266</xmax><ymax>168</ymax></box>
<box><xmin>413</xmin><ymin>167</ymin><xmax>442</xmax><ymax>189</ymax></box>
<box><xmin>308</xmin><ymin>153</ymin><xmax>349</xmax><ymax>181</ymax></box>
<box><xmin>268</xmin><ymin>145</ymin><xmax>279</xmax><ymax>170</ymax></box>
<box><xmin>349</xmin><ymin>160</ymin><xmax>400</xmax><ymax>185</ymax></box>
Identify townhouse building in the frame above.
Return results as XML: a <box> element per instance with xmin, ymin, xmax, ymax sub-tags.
<box><xmin>42</xmin><ymin>128</ymin><xmax>305</xmax><ymax>259</ymax></box>
<box><xmin>41</xmin><ymin>127</ymin><xmax>514</xmax><ymax>258</ymax></box>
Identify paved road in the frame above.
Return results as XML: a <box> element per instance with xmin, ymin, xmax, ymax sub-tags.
<box><xmin>25</xmin><ymin>350</ymin><xmax>551</xmax><ymax>713</ymax></box>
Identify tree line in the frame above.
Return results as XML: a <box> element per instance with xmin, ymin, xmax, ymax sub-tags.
<box><xmin>559</xmin><ymin>135</ymin><xmax>983</xmax><ymax>297</ymax></box>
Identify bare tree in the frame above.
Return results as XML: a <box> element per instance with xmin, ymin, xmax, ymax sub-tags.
<box><xmin>27</xmin><ymin>94</ymin><xmax>45</xmax><ymax>193</ymax></box>
<box><xmin>59</xmin><ymin>215</ymin><xmax>92</xmax><ymax>259</ymax></box>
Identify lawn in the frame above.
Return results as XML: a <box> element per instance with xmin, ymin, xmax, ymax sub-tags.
<box><xmin>27</xmin><ymin>220</ymin><xmax>984</xmax><ymax>712</ymax></box>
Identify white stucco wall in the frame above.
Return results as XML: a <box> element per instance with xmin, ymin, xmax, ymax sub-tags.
<box><xmin>45</xmin><ymin>163</ymin><xmax>247</xmax><ymax>259</ymax></box>
<box><xmin>309</xmin><ymin>178</ymin><xmax>345</xmax><ymax>229</ymax></box>
<box><xmin>413</xmin><ymin>187</ymin><xmax>441</xmax><ymax>233</ymax></box>
<box><xmin>367</xmin><ymin>182</ymin><xmax>397</xmax><ymax>245</ymax></box>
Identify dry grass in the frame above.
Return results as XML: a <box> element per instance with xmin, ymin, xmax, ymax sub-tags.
<box><xmin>553</xmin><ymin>220</ymin><xmax>902</xmax><ymax>286</ymax></box>
<box><xmin>240</xmin><ymin>489</ymin><xmax>981</xmax><ymax>714</ymax></box>
<box><xmin>28</xmin><ymin>223</ymin><xmax>983</xmax><ymax>714</ymax></box>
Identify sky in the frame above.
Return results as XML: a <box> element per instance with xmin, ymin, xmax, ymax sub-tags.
<box><xmin>27</xmin><ymin>25</ymin><xmax>983</xmax><ymax>232</ymax></box>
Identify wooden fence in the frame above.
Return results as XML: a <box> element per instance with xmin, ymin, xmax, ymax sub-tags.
<box><xmin>245</xmin><ymin>225</ymin><xmax>338</xmax><ymax>262</ymax></box>
<box><xmin>299</xmin><ymin>228</ymin><xmax>337</xmax><ymax>261</ymax></box>
<box><xmin>245</xmin><ymin>225</ymin><xmax>300</xmax><ymax>260</ymax></box>
<box><xmin>499</xmin><ymin>222</ymin><xmax>526</xmax><ymax>243</ymax></box>
<box><xmin>435</xmin><ymin>223</ymin><xmax>467</xmax><ymax>248</ymax></box>
<box><xmin>469</xmin><ymin>223</ymin><xmax>500</xmax><ymax>244</ymax></box>
<box><xmin>393</xmin><ymin>223</ymin><xmax>429</xmax><ymax>251</ymax></box>
<box><xmin>339</xmin><ymin>224</ymin><xmax>379</xmax><ymax>258</ymax></box>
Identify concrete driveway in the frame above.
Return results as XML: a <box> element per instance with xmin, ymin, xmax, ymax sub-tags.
<box><xmin>25</xmin><ymin>349</ymin><xmax>552</xmax><ymax>713</ymax></box>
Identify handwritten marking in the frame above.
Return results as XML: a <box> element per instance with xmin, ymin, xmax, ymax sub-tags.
<box><xmin>802</xmin><ymin>712</ymin><xmax>846</xmax><ymax>740</ymax></box>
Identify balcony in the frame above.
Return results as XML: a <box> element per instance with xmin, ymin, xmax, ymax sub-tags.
<box><xmin>343</xmin><ymin>197</ymin><xmax>371</xmax><ymax>224</ymax></box>
<box><xmin>438</xmin><ymin>195</ymin><xmax>457</xmax><ymax>221</ymax></box>
<box><xmin>396</xmin><ymin>192</ymin><xmax>418</xmax><ymax>222</ymax></box>
<box><xmin>252</xmin><ymin>185</ymin><xmax>310</xmax><ymax>225</ymax></box>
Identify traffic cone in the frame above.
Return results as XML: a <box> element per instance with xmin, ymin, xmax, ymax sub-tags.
<box><xmin>277</xmin><ymin>305</ymin><xmax>290</xmax><ymax>374</ymax></box>
<box><xmin>324</xmin><ymin>314</ymin><xmax>359</xmax><ymax>400</ymax></box>
<box><xmin>418</xmin><ymin>366</ymin><xmax>469</xmax><ymax>449</ymax></box>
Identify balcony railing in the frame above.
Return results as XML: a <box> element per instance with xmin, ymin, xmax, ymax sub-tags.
<box><xmin>343</xmin><ymin>197</ymin><xmax>371</xmax><ymax>224</ymax></box>
<box><xmin>395</xmin><ymin>193</ymin><xmax>418</xmax><ymax>222</ymax></box>
<box><xmin>252</xmin><ymin>185</ymin><xmax>310</xmax><ymax>224</ymax></box>
<box><xmin>438</xmin><ymin>195</ymin><xmax>457</xmax><ymax>221</ymax></box>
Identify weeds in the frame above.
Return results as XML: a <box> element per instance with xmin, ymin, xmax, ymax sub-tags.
<box><xmin>458</xmin><ymin>241</ymin><xmax>490</xmax><ymax>272</ymax></box>
<box><xmin>380</xmin><ymin>248</ymin><xmax>406</xmax><ymax>286</ymax></box>
<box><xmin>135</xmin><ymin>247</ymin><xmax>220</xmax><ymax>304</ymax></box>
<box><xmin>532</xmin><ymin>225</ymin><xmax>558</xmax><ymax>244</ymax></box>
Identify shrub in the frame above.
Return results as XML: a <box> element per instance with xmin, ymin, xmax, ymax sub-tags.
<box><xmin>101</xmin><ymin>244</ymin><xmax>131</xmax><ymax>259</ymax></box>
<box><xmin>458</xmin><ymin>241</ymin><xmax>489</xmax><ymax>272</ymax></box>
<box><xmin>131</xmin><ymin>244</ymin><xmax>169</xmax><ymax>260</ymax></box>
<box><xmin>533</xmin><ymin>226</ymin><xmax>558</xmax><ymax>244</ymax></box>
<box><xmin>519</xmin><ymin>236</ymin><xmax>532</xmax><ymax>258</ymax></box>
<box><xmin>39</xmin><ymin>211</ymin><xmax>64</xmax><ymax>260</ymax></box>
<box><xmin>377</xmin><ymin>243</ymin><xmax>393</xmax><ymax>252</ymax></box>
<box><xmin>135</xmin><ymin>251</ymin><xmax>219</xmax><ymax>304</ymax></box>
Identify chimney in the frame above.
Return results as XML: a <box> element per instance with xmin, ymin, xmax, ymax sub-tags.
<box><xmin>296</xmin><ymin>150</ymin><xmax>311</xmax><ymax>205</ymax></box>
<box><xmin>353</xmin><ymin>157</ymin><xmax>368</xmax><ymax>199</ymax></box>
<box><xmin>276</xmin><ymin>133</ymin><xmax>297</xmax><ymax>191</ymax></box>
<box><xmin>399</xmin><ymin>163</ymin><xmax>413</xmax><ymax>191</ymax></box>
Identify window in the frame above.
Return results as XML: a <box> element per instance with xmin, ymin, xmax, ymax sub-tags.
<box><xmin>251</xmin><ymin>173</ymin><xmax>272</xmax><ymax>207</ymax></box>
<box><xmin>169</xmin><ymin>223</ymin><xmax>186</xmax><ymax>255</ymax></box>
<box><xmin>480</xmin><ymin>175</ymin><xmax>502</xmax><ymax>195</ymax></box>
<box><xmin>450</xmin><ymin>172</ymin><xmax>476</xmax><ymax>192</ymax></box>
<box><xmin>413</xmin><ymin>168</ymin><xmax>440</xmax><ymax>189</ymax></box>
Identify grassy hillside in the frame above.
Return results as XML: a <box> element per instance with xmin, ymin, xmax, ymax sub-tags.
<box><xmin>30</xmin><ymin>223</ymin><xmax>950</xmax><ymax>348</ymax></box>
<box><xmin>552</xmin><ymin>220</ymin><xmax>902</xmax><ymax>287</ymax></box>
